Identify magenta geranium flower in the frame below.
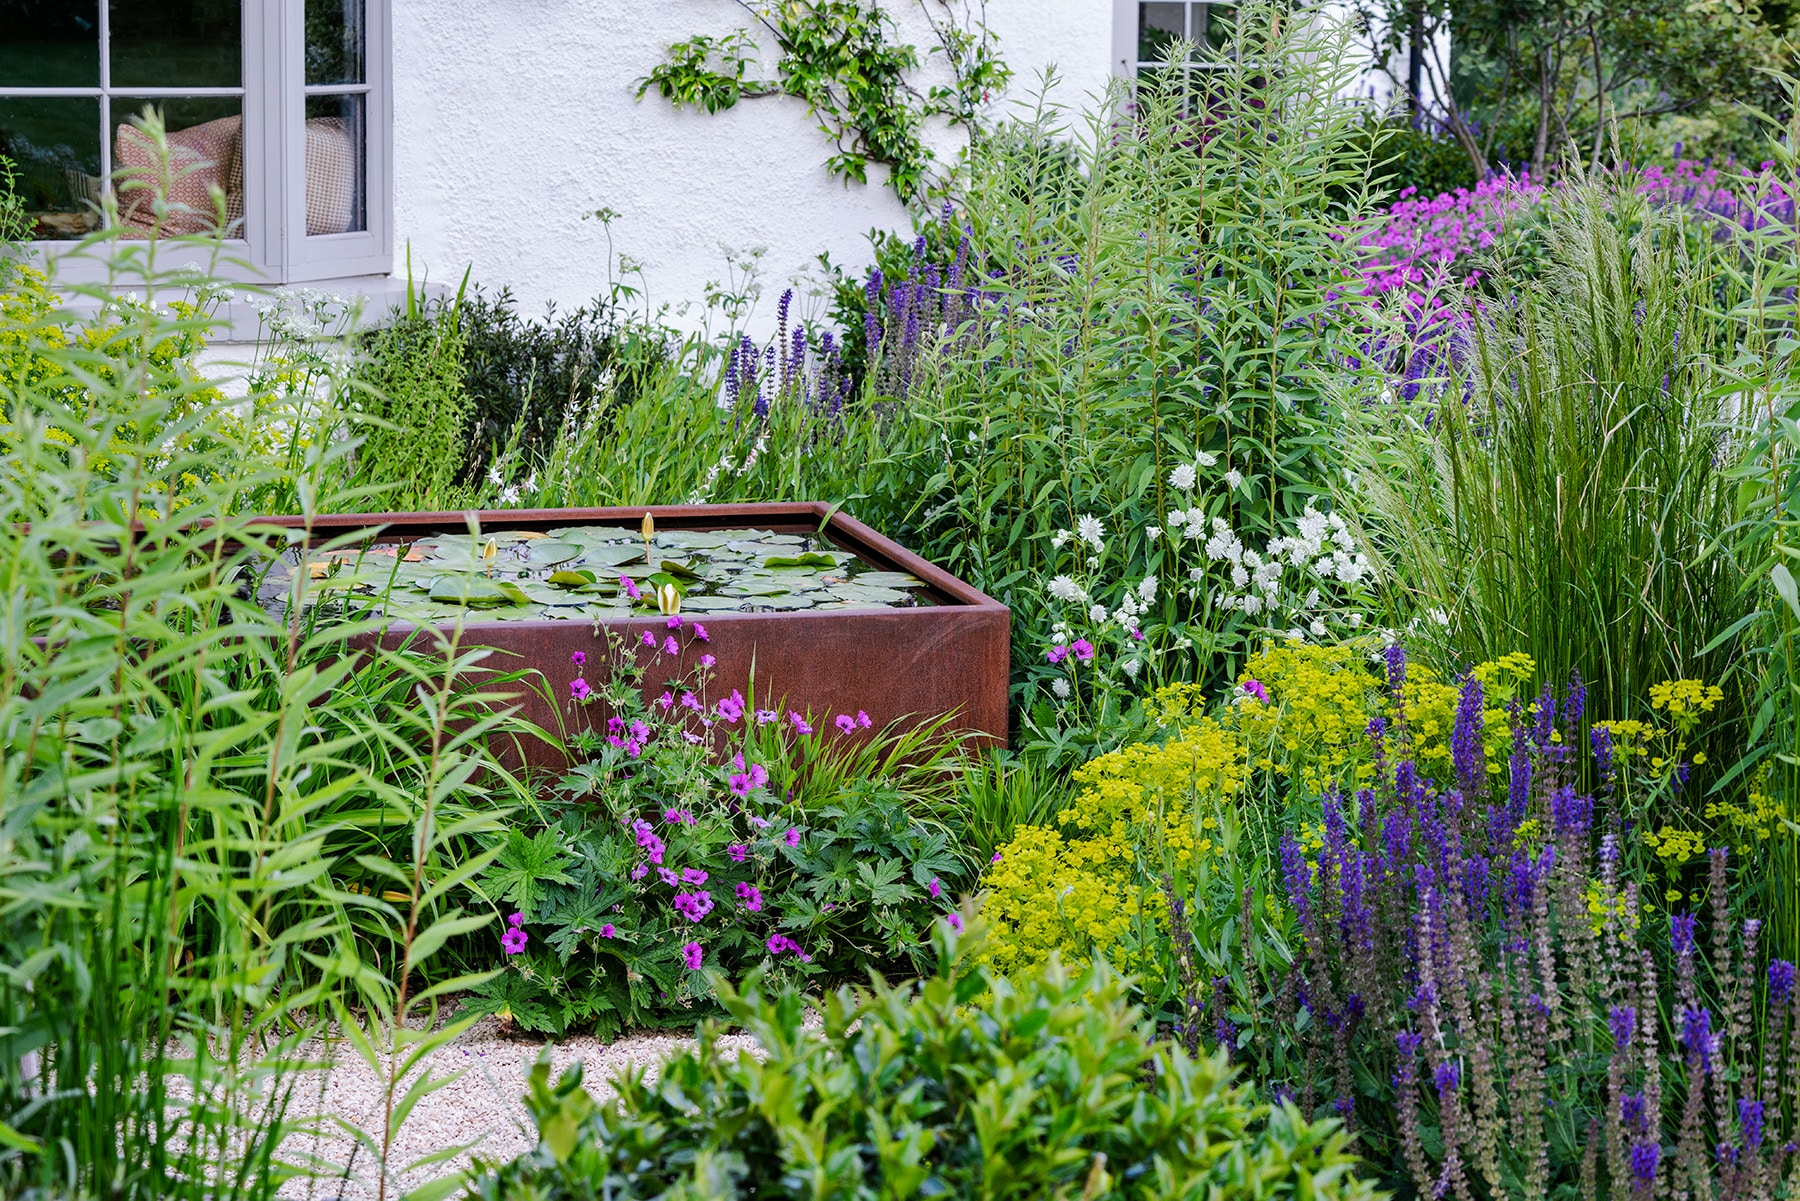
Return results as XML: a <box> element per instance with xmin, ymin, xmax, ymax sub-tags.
<box><xmin>1071</xmin><ymin>639</ymin><xmax>1095</xmax><ymax>663</ymax></box>
<box><xmin>657</xmin><ymin>691</ymin><xmax>674</xmax><ymax>711</ymax></box>
<box><xmin>700</xmin><ymin>653</ymin><xmax>716</xmax><ymax>669</ymax></box>
<box><xmin>682</xmin><ymin>867</ymin><xmax>709</xmax><ymax>885</ymax></box>
<box><xmin>662</xmin><ymin>635</ymin><xmax>680</xmax><ymax>656</ymax></box>
<box><xmin>621</xmin><ymin>575</ymin><xmax>642</xmax><ymax>601</ymax></box>
<box><xmin>834</xmin><ymin>713</ymin><xmax>856</xmax><ymax>733</ymax></box>
<box><xmin>657</xmin><ymin>866</ymin><xmax>679</xmax><ymax>887</ymax></box>
<box><xmin>630</xmin><ymin>862</ymin><xmax>649</xmax><ymax>881</ymax></box>
<box><xmin>856</xmin><ymin>711</ymin><xmax>872</xmax><ymax>729</ymax></box>
<box><xmin>693</xmin><ymin>623</ymin><xmax>709</xmax><ymax>642</ymax></box>
<box><xmin>1046</xmin><ymin>644</ymin><xmax>1068</xmax><ymax>665</ymax></box>
<box><xmin>570</xmin><ymin>651</ymin><xmax>586</xmax><ymax>667</ymax></box>
<box><xmin>501</xmin><ymin>925</ymin><xmax>528</xmax><ymax>954</ymax></box>
<box><xmin>784</xmin><ymin>828</ymin><xmax>802</xmax><ymax>847</ymax></box>
<box><xmin>728</xmin><ymin>843</ymin><xmax>748</xmax><ymax>863</ymax></box>
<box><xmin>754</xmin><ymin>709</ymin><xmax>777</xmax><ymax>725</ymax></box>
<box><xmin>507</xmin><ymin>911</ymin><xmax>524</xmax><ymax>927</ymax></box>
<box><xmin>569</xmin><ymin>677</ymin><xmax>591</xmax><ymax>701</ymax></box>
<box><xmin>789</xmin><ymin>712</ymin><xmax>812</xmax><ymax>735</ymax></box>
<box><xmin>1242</xmin><ymin>678</ymin><xmax>1270</xmax><ymax>704</ymax></box>
<box><xmin>639</xmin><ymin>631</ymin><xmax>656</xmax><ymax>648</ymax></box>
<box><xmin>672</xmin><ymin>890</ymin><xmax>714</xmax><ymax>922</ymax></box>
<box><xmin>736</xmin><ymin>882</ymin><xmax>763</xmax><ymax>912</ymax></box>
<box><xmin>749</xmin><ymin>763</ymin><xmax>769</xmax><ymax>789</ymax></box>
<box><xmin>928</xmin><ymin>878</ymin><xmax>942</xmax><ymax>899</ymax></box>
<box><xmin>944</xmin><ymin>913</ymin><xmax>964</xmax><ymax>933</ymax></box>
<box><xmin>681</xmin><ymin>941</ymin><xmax>703</xmax><ymax>970</ymax></box>
<box><xmin>729</xmin><ymin>772</ymin><xmax>752</xmax><ymax>798</ymax></box>
<box><xmin>666</xmin><ymin>614</ymin><xmax>682</xmax><ymax>630</ymax></box>
<box><xmin>716</xmin><ymin>691</ymin><xmax>745</xmax><ymax>722</ymax></box>
<box><xmin>600</xmin><ymin>923</ymin><xmax>616</xmax><ymax>938</ymax></box>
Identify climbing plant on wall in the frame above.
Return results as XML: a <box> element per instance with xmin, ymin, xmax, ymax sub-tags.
<box><xmin>635</xmin><ymin>0</ymin><xmax>1009</xmax><ymax>203</ymax></box>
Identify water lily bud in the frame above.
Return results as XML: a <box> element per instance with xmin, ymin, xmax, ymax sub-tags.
<box><xmin>656</xmin><ymin>582</ymin><xmax>682</xmax><ymax>615</ymax></box>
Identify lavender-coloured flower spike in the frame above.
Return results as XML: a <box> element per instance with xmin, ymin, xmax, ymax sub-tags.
<box><xmin>1385</xmin><ymin>642</ymin><xmax>1407</xmax><ymax>702</ymax></box>
<box><xmin>1740</xmin><ymin>1099</ymin><xmax>1766</xmax><ymax>1152</ymax></box>
<box><xmin>1770</xmin><ymin>959</ymin><xmax>1797</xmax><ymax>1001</ymax></box>
<box><xmin>1629</xmin><ymin>1141</ymin><xmax>1659</xmax><ymax>1187</ymax></box>
<box><xmin>1608</xmin><ymin>1004</ymin><xmax>1636</xmax><ymax>1050</ymax></box>
<box><xmin>1562</xmin><ymin>668</ymin><xmax>1586</xmax><ymax>726</ymax></box>
<box><xmin>1590</xmin><ymin>724</ymin><xmax>1615</xmax><ymax>791</ymax></box>
<box><xmin>1671</xmin><ymin>912</ymin><xmax>1698</xmax><ymax>957</ymax></box>
<box><xmin>1451</xmin><ymin>674</ymin><xmax>1486</xmax><ymax>798</ymax></box>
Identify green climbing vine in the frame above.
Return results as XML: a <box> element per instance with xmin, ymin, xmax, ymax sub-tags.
<box><xmin>635</xmin><ymin>0</ymin><xmax>1009</xmax><ymax>203</ymax></box>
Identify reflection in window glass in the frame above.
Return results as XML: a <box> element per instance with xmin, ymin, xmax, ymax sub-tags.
<box><xmin>305</xmin><ymin>93</ymin><xmax>364</xmax><ymax>235</ymax></box>
<box><xmin>1138</xmin><ymin>3</ymin><xmax>1186</xmax><ymax>66</ymax></box>
<box><xmin>110</xmin><ymin>0</ymin><xmax>241</xmax><ymax>89</ymax></box>
<box><xmin>112</xmin><ymin>98</ymin><xmax>244</xmax><ymax>236</ymax></box>
<box><xmin>0</xmin><ymin>96</ymin><xmax>102</xmax><ymax>239</ymax></box>
<box><xmin>0</xmin><ymin>1</ymin><xmax>100</xmax><ymax>87</ymax></box>
<box><xmin>305</xmin><ymin>0</ymin><xmax>365</xmax><ymax>85</ymax></box>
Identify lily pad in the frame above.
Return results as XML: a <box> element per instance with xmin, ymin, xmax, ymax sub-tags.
<box><xmin>547</xmin><ymin>568</ymin><xmax>597</xmax><ymax>587</ymax></box>
<box><xmin>763</xmin><ymin>552</ymin><xmax>839</xmax><ymax>569</ymax></box>
<box><xmin>852</xmin><ymin>571</ymin><xmax>926</xmax><ymax>588</ymax></box>
<box><xmin>579</xmin><ymin>544</ymin><xmax>651</xmax><ymax>568</ymax></box>
<box><xmin>522</xmin><ymin>540</ymin><xmax>583</xmax><ymax>566</ymax></box>
<box><xmin>429</xmin><ymin>576</ymin><xmax>529</xmax><ymax>607</ymax></box>
<box><xmin>827</xmin><ymin>584</ymin><xmax>910</xmax><ymax>605</ymax></box>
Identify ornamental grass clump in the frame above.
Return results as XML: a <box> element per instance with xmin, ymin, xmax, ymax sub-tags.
<box><xmin>1188</xmin><ymin>648</ymin><xmax>1794</xmax><ymax>1201</ymax></box>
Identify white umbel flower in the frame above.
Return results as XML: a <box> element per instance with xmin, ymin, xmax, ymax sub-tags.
<box><xmin>1168</xmin><ymin>463</ymin><xmax>1197</xmax><ymax>490</ymax></box>
<box><xmin>1048</xmin><ymin>575</ymin><xmax>1083</xmax><ymax>602</ymax></box>
<box><xmin>1076</xmin><ymin>514</ymin><xmax>1105</xmax><ymax>552</ymax></box>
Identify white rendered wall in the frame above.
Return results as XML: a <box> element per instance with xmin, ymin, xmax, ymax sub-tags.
<box><xmin>389</xmin><ymin>3</ymin><xmax>1404</xmax><ymax>331</ymax></box>
<box><xmin>391</xmin><ymin>1</ymin><xmax>1110</xmax><ymax>333</ymax></box>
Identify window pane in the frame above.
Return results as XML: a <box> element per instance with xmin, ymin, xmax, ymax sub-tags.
<box><xmin>0</xmin><ymin>96</ymin><xmax>101</xmax><ymax>239</ymax></box>
<box><xmin>112</xmin><ymin>98</ymin><xmax>244</xmax><ymax>236</ymax></box>
<box><xmin>1198</xmin><ymin>4</ymin><xmax>1233</xmax><ymax>50</ymax></box>
<box><xmin>0</xmin><ymin>1</ymin><xmax>99</xmax><ymax>87</ymax></box>
<box><xmin>1138</xmin><ymin>3</ymin><xmax>1186</xmax><ymax>66</ymax></box>
<box><xmin>110</xmin><ymin>0</ymin><xmax>241</xmax><ymax>88</ymax></box>
<box><xmin>306</xmin><ymin>0</ymin><xmax>365</xmax><ymax>86</ymax></box>
<box><xmin>305</xmin><ymin>93</ymin><xmax>363</xmax><ymax>235</ymax></box>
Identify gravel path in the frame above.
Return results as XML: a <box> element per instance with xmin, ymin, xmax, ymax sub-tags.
<box><xmin>276</xmin><ymin>1014</ymin><xmax>769</xmax><ymax>1199</ymax></box>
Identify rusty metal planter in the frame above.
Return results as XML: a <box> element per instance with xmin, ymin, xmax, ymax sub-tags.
<box><xmin>258</xmin><ymin>502</ymin><xmax>1010</xmax><ymax>764</ymax></box>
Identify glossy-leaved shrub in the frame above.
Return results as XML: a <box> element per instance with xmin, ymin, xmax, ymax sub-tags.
<box><xmin>471</xmin><ymin>926</ymin><xmax>1378</xmax><ymax>1201</ymax></box>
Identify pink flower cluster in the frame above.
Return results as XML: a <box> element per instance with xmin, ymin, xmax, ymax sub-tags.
<box><xmin>501</xmin><ymin>910</ymin><xmax>528</xmax><ymax>955</ymax></box>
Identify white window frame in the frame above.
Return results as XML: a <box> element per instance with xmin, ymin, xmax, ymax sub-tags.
<box><xmin>0</xmin><ymin>0</ymin><xmax>391</xmax><ymax>285</ymax></box>
<box><xmin>1112</xmin><ymin>0</ymin><xmax>1237</xmax><ymax>81</ymax></box>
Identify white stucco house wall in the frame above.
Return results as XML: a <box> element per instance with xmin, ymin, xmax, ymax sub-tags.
<box><xmin>1</xmin><ymin>1</ymin><xmax>1436</xmax><ymax>337</ymax></box>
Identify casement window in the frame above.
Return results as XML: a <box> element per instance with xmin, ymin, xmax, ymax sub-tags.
<box><xmin>1112</xmin><ymin>1</ymin><xmax>1237</xmax><ymax>82</ymax></box>
<box><xmin>0</xmin><ymin>0</ymin><xmax>391</xmax><ymax>283</ymax></box>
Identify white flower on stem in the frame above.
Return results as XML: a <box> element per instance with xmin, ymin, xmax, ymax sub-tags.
<box><xmin>1303</xmin><ymin>588</ymin><xmax>1322</xmax><ymax>609</ymax></box>
<box><xmin>1286</xmin><ymin>628</ymin><xmax>1307</xmax><ymax>642</ymax></box>
<box><xmin>1168</xmin><ymin>463</ymin><xmax>1197</xmax><ymax>490</ymax></box>
<box><xmin>1196</xmin><ymin>451</ymin><xmax>1218</xmax><ymax>467</ymax></box>
<box><xmin>1076</xmin><ymin>514</ymin><xmax>1105</xmax><ymax>552</ymax></box>
<box><xmin>1223</xmin><ymin>469</ymin><xmax>1244</xmax><ymax>490</ymax></box>
<box><xmin>1051</xmin><ymin>678</ymin><xmax>1071</xmax><ymax>699</ymax></box>
<box><xmin>1048</xmin><ymin>575</ymin><xmax>1083</xmax><ymax>602</ymax></box>
<box><xmin>1349</xmin><ymin>612</ymin><xmax>1364</xmax><ymax>627</ymax></box>
<box><xmin>1050</xmin><ymin>529</ymin><xmax>1070</xmax><ymax>549</ymax></box>
<box><xmin>1230</xmin><ymin>562</ymin><xmax>1249</xmax><ymax>589</ymax></box>
<box><xmin>1310</xmin><ymin>618</ymin><xmax>1327</xmax><ymax>637</ymax></box>
<box><xmin>1088</xmin><ymin>603</ymin><xmax>1108</xmax><ymax>623</ymax></box>
<box><xmin>1241</xmin><ymin>593</ymin><xmax>1265</xmax><ymax>616</ymax></box>
<box><xmin>1087</xmin><ymin>556</ymin><xmax>1101</xmax><ymax>570</ymax></box>
<box><xmin>1137</xmin><ymin>575</ymin><xmax>1158</xmax><ymax>604</ymax></box>
<box><xmin>1146</xmin><ymin>526</ymin><xmax>1162</xmax><ymax>540</ymax></box>
<box><xmin>1122</xmin><ymin>658</ymin><xmax>1141</xmax><ymax>678</ymax></box>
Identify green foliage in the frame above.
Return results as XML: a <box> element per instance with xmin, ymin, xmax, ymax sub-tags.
<box><xmin>458</xmin><ymin>629</ymin><xmax>970</xmax><ymax>1038</ymax></box>
<box><xmin>471</xmin><ymin>932</ymin><xmax>1379</xmax><ymax>1201</ymax></box>
<box><xmin>637</xmin><ymin>0</ymin><xmax>1009</xmax><ymax>200</ymax></box>
<box><xmin>864</xmin><ymin>8</ymin><xmax>1386</xmax><ymax>755</ymax></box>
<box><xmin>1352</xmin><ymin>179</ymin><xmax>1752</xmax><ymax>762</ymax></box>
<box><xmin>1340</xmin><ymin>115</ymin><xmax>1478</xmax><ymax>201</ymax></box>
<box><xmin>0</xmin><ymin>120</ymin><xmax>534</xmax><ymax>1198</ymax></box>
<box><xmin>351</xmin><ymin>276</ymin><xmax>475</xmax><ymax>508</ymax></box>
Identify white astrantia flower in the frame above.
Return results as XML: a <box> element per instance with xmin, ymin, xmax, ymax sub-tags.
<box><xmin>1286</xmin><ymin>628</ymin><xmax>1307</xmax><ymax>642</ymax></box>
<box><xmin>1051</xmin><ymin>678</ymin><xmax>1071</xmax><ymax>698</ymax></box>
<box><xmin>1188</xmin><ymin>566</ymin><xmax>1206</xmax><ymax>583</ymax></box>
<box><xmin>1076</xmin><ymin>514</ymin><xmax>1105</xmax><ymax>551</ymax></box>
<box><xmin>1196</xmin><ymin>451</ymin><xmax>1218</xmax><ymax>468</ymax></box>
<box><xmin>1242</xmin><ymin>593</ymin><xmax>1265</xmax><ymax>615</ymax></box>
<box><xmin>1089</xmin><ymin>603</ymin><xmax>1108</xmax><ymax>623</ymax></box>
<box><xmin>1137</xmin><ymin>575</ymin><xmax>1157</xmax><ymax>604</ymax></box>
<box><xmin>1223</xmin><ymin>469</ymin><xmax>1243</xmax><ymax>490</ymax></box>
<box><xmin>1168</xmin><ymin>463</ymin><xmax>1197</xmax><ymax>490</ymax></box>
<box><xmin>1303</xmin><ymin>588</ymin><xmax>1321</xmax><ymax>609</ymax></box>
<box><xmin>1310</xmin><ymin>618</ymin><xmax>1327</xmax><ymax>637</ymax></box>
<box><xmin>1230</xmin><ymin>562</ymin><xmax>1249</xmax><ymax>588</ymax></box>
<box><xmin>1050</xmin><ymin>529</ymin><xmax>1070</xmax><ymax>549</ymax></box>
<box><xmin>1349</xmin><ymin>612</ymin><xmax>1364</xmax><ymax>627</ymax></box>
<box><xmin>1146</xmin><ymin>526</ymin><xmax>1162</xmax><ymax>540</ymax></box>
<box><xmin>1122</xmin><ymin>658</ymin><xmax>1141</xmax><ymax>678</ymax></box>
<box><xmin>1048</xmin><ymin>575</ymin><xmax>1083</xmax><ymax>602</ymax></box>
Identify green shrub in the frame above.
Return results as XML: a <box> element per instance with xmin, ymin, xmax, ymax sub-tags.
<box><xmin>351</xmin><ymin>287</ymin><xmax>474</xmax><ymax>507</ymax></box>
<box><xmin>471</xmin><ymin>932</ymin><xmax>1379</xmax><ymax>1201</ymax></box>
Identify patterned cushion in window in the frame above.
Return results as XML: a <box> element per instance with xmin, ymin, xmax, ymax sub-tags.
<box><xmin>305</xmin><ymin>117</ymin><xmax>357</xmax><ymax>236</ymax></box>
<box><xmin>115</xmin><ymin>114</ymin><xmax>243</xmax><ymax>236</ymax></box>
